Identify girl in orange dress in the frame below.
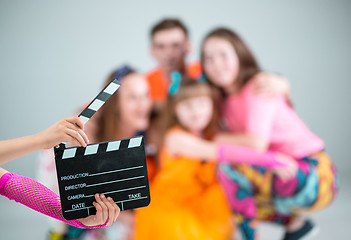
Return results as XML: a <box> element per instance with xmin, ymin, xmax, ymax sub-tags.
<box><xmin>134</xmin><ymin>78</ymin><xmax>234</xmax><ymax>240</ymax></box>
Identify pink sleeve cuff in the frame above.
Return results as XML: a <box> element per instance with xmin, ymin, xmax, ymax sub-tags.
<box><xmin>0</xmin><ymin>172</ymin><xmax>17</xmax><ymax>196</ymax></box>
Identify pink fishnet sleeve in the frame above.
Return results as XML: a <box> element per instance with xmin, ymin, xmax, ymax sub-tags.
<box><xmin>0</xmin><ymin>172</ymin><xmax>106</xmax><ymax>229</ymax></box>
<box><xmin>217</xmin><ymin>144</ymin><xmax>288</xmax><ymax>169</ymax></box>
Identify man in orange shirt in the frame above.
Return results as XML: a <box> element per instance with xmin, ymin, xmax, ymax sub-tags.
<box><xmin>146</xmin><ymin>18</ymin><xmax>201</xmax><ymax>104</ymax></box>
<box><xmin>145</xmin><ymin>19</ymin><xmax>202</xmax><ymax>174</ymax></box>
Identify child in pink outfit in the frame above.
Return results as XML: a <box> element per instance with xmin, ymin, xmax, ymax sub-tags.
<box><xmin>201</xmin><ymin>28</ymin><xmax>338</xmax><ymax>240</ymax></box>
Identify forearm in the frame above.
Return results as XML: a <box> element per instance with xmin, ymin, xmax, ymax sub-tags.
<box><xmin>0</xmin><ymin>134</ymin><xmax>43</xmax><ymax>165</ymax></box>
<box><xmin>166</xmin><ymin>132</ymin><xmax>286</xmax><ymax>168</ymax></box>
<box><xmin>214</xmin><ymin>133</ymin><xmax>265</xmax><ymax>149</ymax></box>
<box><xmin>165</xmin><ymin>130</ymin><xmax>283</xmax><ymax>168</ymax></box>
<box><xmin>171</xmin><ymin>139</ymin><xmax>284</xmax><ymax>168</ymax></box>
<box><xmin>0</xmin><ymin>172</ymin><xmax>104</xmax><ymax>229</ymax></box>
<box><xmin>182</xmin><ymin>138</ymin><xmax>217</xmax><ymax>160</ymax></box>
<box><xmin>167</xmin><ymin>134</ymin><xmax>217</xmax><ymax>160</ymax></box>
<box><xmin>215</xmin><ymin>133</ymin><xmax>268</xmax><ymax>151</ymax></box>
<box><xmin>217</xmin><ymin>144</ymin><xmax>286</xmax><ymax>169</ymax></box>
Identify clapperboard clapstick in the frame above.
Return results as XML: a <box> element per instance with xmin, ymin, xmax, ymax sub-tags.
<box><xmin>54</xmin><ymin>78</ymin><xmax>151</xmax><ymax>220</ymax></box>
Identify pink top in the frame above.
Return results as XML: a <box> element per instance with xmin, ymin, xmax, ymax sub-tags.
<box><xmin>222</xmin><ymin>82</ymin><xmax>324</xmax><ymax>159</ymax></box>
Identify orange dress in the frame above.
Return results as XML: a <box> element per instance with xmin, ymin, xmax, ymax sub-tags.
<box><xmin>146</xmin><ymin>62</ymin><xmax>202</xmax><ymax>102</ymax></box>
<box><xmin>134</xmin><ymin>128</ymin><xmax>233</xmax><ymax>240</ymax></box>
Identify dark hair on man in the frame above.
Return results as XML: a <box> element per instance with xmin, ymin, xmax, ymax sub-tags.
<box><xmin>150</xmin><ymin>18</ymin><xmax>188</xmax><ymax>39</ymax></box>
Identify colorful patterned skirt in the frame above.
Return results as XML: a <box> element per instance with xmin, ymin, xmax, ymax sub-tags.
<box><xmin>217</xmin><ymin>151</ymin><xmax>338</xmax><ymax>240</ymax></box>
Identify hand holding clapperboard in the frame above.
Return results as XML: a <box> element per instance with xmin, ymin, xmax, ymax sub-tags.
<box><xmin>54</xmin><ymin>78</ymin><xmax>151</xmax><ymax>220</ymax></box>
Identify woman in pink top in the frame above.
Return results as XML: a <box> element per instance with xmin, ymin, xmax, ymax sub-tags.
<box><xmin>201</xmin><ymin>28</ymin><xmax>338</xmax><ymax>240</ymax></box>
<box><xmin>166</xmin><ymin>28</ymin><xmax>338</xmax><ymax>240</ymax></box>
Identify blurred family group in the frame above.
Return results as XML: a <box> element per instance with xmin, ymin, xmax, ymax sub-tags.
<box><xmin>36</xmin><ymin>18</ymin><xmax>338</xmax><ymax>240</ymax></box>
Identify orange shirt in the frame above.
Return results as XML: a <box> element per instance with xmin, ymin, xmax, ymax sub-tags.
<box><xmin>146</xmin><ymin>62</ymin><xmax>202</xmax><ymax>102</ymax></box>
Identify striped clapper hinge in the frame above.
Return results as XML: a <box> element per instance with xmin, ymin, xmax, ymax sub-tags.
<box><xmin>54</xmin><ymin>78</ymin><xmax>151</xmax><ymax>220</ymax></box>
<box><xmin>78</xmin><ymin>78</ymin><xmax>121</xmax><ymax>124</ymax></box>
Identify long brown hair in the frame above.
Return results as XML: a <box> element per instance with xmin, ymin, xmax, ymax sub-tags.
<box><xmin>201</xmin><ymin>28</ymin><xmax>261</xmax><ymax>94</ymax></box>
<box><xmin>161</xmin><ymin>79</ymin><xmax>220</xmax><ymax>141</ymax></box>
<box><xmin>95</xmin><ymin>67</ymin><xmax>136</xmax><ymax>142</ymax></box>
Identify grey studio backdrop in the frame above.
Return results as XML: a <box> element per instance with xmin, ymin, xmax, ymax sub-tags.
<box><xmin>0</xmin><ymin>1</ymin><xmax>350</xmax><ymax>239</ymax></box>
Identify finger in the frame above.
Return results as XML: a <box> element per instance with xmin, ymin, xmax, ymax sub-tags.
<box><xmin>284</xmin><ymin>167</ymin><xmax>296</xmax><ymax>181</ymax></box>
<box><xmin>254</xmin><ymin>84</ymin><xmax>274</xmax><ymax>94</ymax></box>
<box><xmin>251</xmin><ymin>73</ymin><xmax>265</xmax><ymax>82</ymax></box>
<box><xmin>65</xmin><ymin>135</ymin><xmax>82</xmax><ymax>147</ymax></box>
<box><xmin>281</xmin><ymin>171</ymin><xmax>292</xmax><ymax>181</ymax></box>
<box><xmin>276</xmin><ymin>172</ymin><xmax>285</xmax><ymax>182</ymax></box>
<box><xmin>65</xmin><ymin>121</ymin><xmax>89</xmax><ymax>145</ymax></box>
<box><xmin>92</xmin><ymin>201</ymin><xmax>103</xmax><ymax>224</ymax></box>
<box><xmin>290</xmin><ymin>166</ymin><xmax>298</xmax><ymax>178</ymax></box>
<box><xmin>66</xmin><ymin>116</ymin><xmax>85</xmax><ymax>130</ymax></box>
<box><xmin>286</xmin><ymin>173</ymin><xmax>295</xmax><ymax>181</ymax></box>
<box><xmin>70</xmin><ymin>126</ymin><xmax>89</xmax><ymax>145</ymax></box>
<box><xmin>77</xmin><ymin>128</ymin><xmax>89</xmax><ymax>145</ymax></box>
<box><xmin>107</xmin><ymin>197</ymin><xmax>120</xmax><ymax>223</ymax></box>
<box><xmin>101</xmin><ymin>194</ymin><xmax>115</xmax><ymax>226</ymax></box>
<box><xmin>280</xmin><ymin>173</ymin><xmax>289</xmax><ymax>182</ymax></box>
<box><xmin>252</xmin><ymin>86</ymin><xmax>267</xmax><ymax>94</ymax></box>
<box><xmin>254</xmin><ymin>76</ymin><xmax>266</xmax><ymax>84</ymax></box>
<box><xmin>76</xmin><ymin>117</ymin><xmax>85</xmax><ymax>129</ymax></box>
<box><xmin>251</xmin><ymin>80</ymin><xmax>269</xmax><ymax>92</ymax></box>
<box><xmin>65</xmin><ymin>128</ymin><xmax>87</xmax><ymax>147</ymax></box>
<box><xmin>250</xmin><ymin>73</ymin><xmax>260</xmax><ymax>81</ymax></box>
<box><xmin>95</xmin><ymin>193</ymin><xmax>108</xmax><ymax>224</ymax></box>
<box><xmin>276</xmin><ymin>169</ymin><xmax>289</xmax><ymax>182</ymax></box>
<box><xmin>107</xmin><ymin>197</ymin><xmax>118</xmax><ymax>223</ymax></box>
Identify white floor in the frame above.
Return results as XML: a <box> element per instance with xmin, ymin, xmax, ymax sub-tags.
<box><xmin>0</xmin><ymin>170</ymin><xmax>348</xmax><ymax>240</ymax></box>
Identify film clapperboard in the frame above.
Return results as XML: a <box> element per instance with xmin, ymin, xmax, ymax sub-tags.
<box><xmin>54</xmin><ymin>78</ymin><xmax>151</xmax><ymax>220</ymax></box>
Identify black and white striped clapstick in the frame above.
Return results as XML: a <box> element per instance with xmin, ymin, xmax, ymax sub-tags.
<box><xmin>54</xmin><ymin>78</ymin><xmax>150</xmax><ymax>220</ymax></box>
<box><xmin>78</xmin><ymin>78</ymin><xmax>121</xmax><ymax>124</ymax></box>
